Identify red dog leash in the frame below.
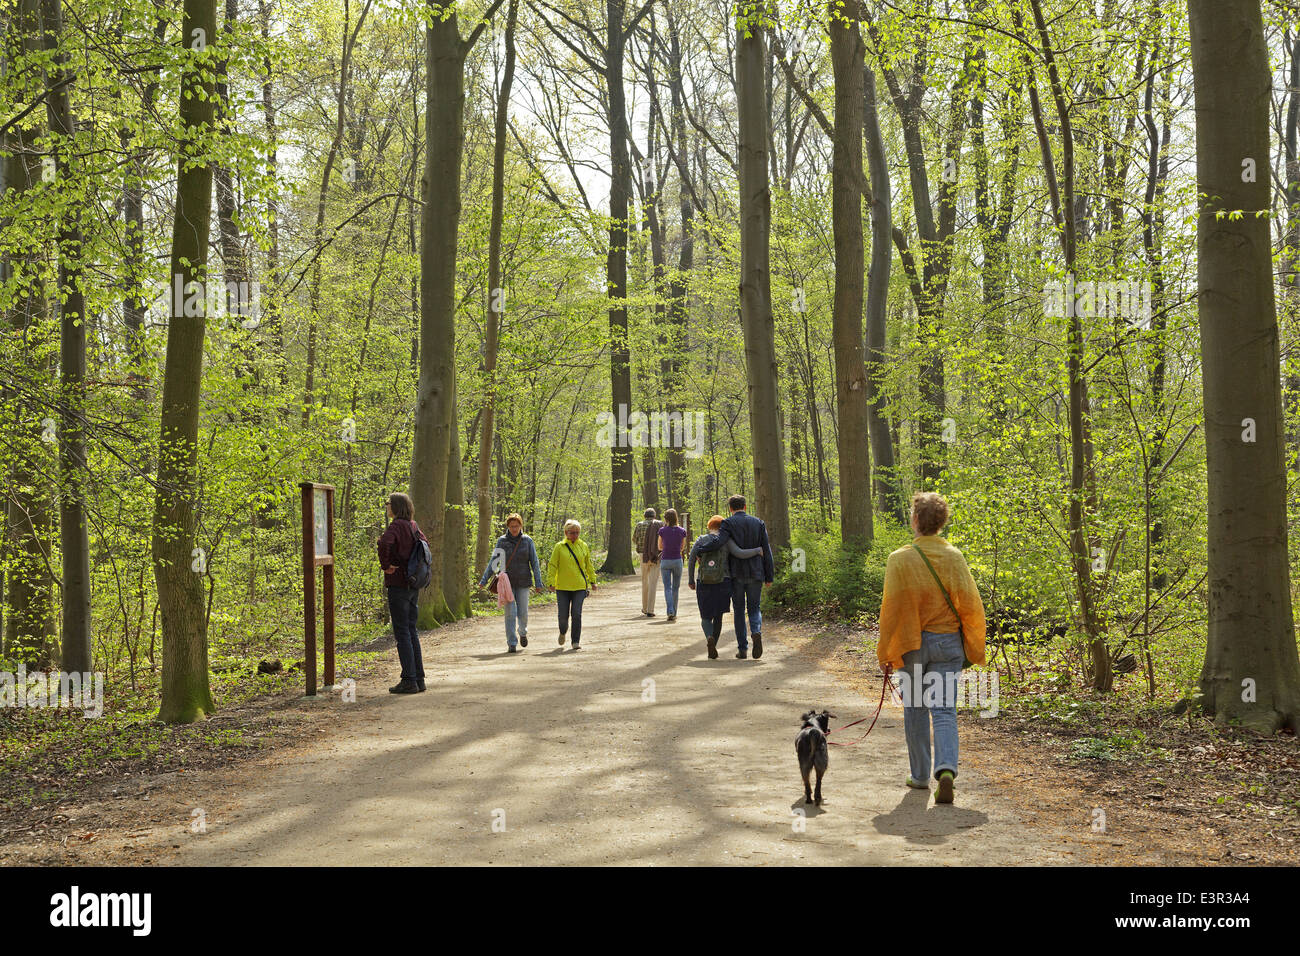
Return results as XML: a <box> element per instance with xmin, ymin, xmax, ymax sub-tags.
<box><xmin>827</xmin><ymin>665</ymin><xmax>895</xmax><ymax>748</ymax></box>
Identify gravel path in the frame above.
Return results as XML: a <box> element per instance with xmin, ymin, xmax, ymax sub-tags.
<box><xmin>162</xmin><ymin>575</ymin><xmax>1078</xmax><ymax>865</ymax></box>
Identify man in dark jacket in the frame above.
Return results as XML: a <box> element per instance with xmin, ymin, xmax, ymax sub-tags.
<box><xmin>697</xmin><ymin>494</ymin><xmax>774</xmax><ymax>659</ymax></box>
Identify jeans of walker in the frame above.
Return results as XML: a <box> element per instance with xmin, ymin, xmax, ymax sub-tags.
<box><xmin>730</xmin><ymin>578</ymin><xmax>764</xmax><ymax>650</ymax></box>
<box><xmin>660</xmin><ymin>558</ymin><xmax>683</xmax><ymax>616</ymax></box>
<box><xmin>503</xmin><ymin>586</ymin><xmax>530</xmax><ymax>647</ymax></box>
<box><xmin>699</xmin><ymin>612</ymin><xmax>724</xmax><ymax>642</ymax></box>
<box><xmin>556</xmin><ymin>589</ymin><xmax>587</xmax><ymax>644</ymax></box>
<box><xmin>386</xmin><ymin>585</ymin><xmax>424</xmax><ymax>682</ymax></box>
<box><xmin>900</xmin><ymin>630</ymin><xmax>963</xmax><ymax>781</ymax></box>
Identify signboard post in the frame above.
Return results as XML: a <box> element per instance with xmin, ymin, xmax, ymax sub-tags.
<box><xmin>300</xmin><ymin>482</ymin><xmax>336</xmax><ymax>697</ymax></box>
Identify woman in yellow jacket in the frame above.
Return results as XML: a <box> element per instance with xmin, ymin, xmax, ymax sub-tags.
<box><xmin>878</xmin><ymin>492</ymin><xmax>986</xmax><ymax>804</ymax></box>
<box><xmin>547</xmin><ymin>519</ymin><xmax>597</xmax><ymax>650</ymax></box>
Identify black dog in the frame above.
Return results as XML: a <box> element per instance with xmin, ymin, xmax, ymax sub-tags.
<box><xmin>795</xmin><ymin>709</ymin><xmax>835</xmax><ymax>805</ymax></box>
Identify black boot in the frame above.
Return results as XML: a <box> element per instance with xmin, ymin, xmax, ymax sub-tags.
<box><xmin>707</xmin><ymin>638</ymin><xmax>718</xmax><ymax>660</ymax></box>
<box><xmin>752</xmin><ymin>633</ymin><xmax>763</xmax><ymax>659</ymax></box>
<box><xmin>389</xmin><ymin>680</ymin><xmax>419</xmax><ymax>694</ymax></box>
<box><xmin>416</xmin><ymin>679</ymin><xmax>426</xmax><ymax>692</ymax></box>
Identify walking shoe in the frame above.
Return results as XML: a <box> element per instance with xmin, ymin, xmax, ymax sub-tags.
<box><xmin>520</xmin><ymin>634</ymin><xmax>528</xmax><ymax>648</ymax></box>
<box><xmin>507</xmin><ymin>646</ymin><xmax>518</xmax><ymax>654</ymax></box>
<box><xmin>558</xmin><ymin>632</ymin><xmax>566</xmax><ymax>646</ymax></box>
<box><xmin>752</xmin><ymin>633</ymin><xmax>763</xmax><ymax>659</ymax></box>
<box><xmin>389</xmin><ymin>680</ymin><xmax>419</xmax><ymax>694</ymax></box>
<box><xmin>735</xmin><ymin>649</ymin><xmax>748</xmax><ymax>660</ymax></box>
<box><xmin>935</xmin><ymin>771</ymin><xmax>955</xmax><ymax>804</ymax></box>
<box><xmin>416</xmin><ymin>680</ymin><xmax>426</xmax><ymax>692</ymax></box>
<box><xmin>905</xmin><ymin>777</ymin><xmax>928</xmax><ymax>789</ymax></box>
<box><xmin>571</xmin><ymin>642</ymin><xmax>581</xmax><ymax>650</ymax></box>
<box><xmin>707</xmin><ymin>639</ymin><xmax>718</xmax><ymax>660</ymax></box>
<box><xmin>667</xmin><ymin>614</ymin><xmax>676</xmax><ymax>622</ymax></box>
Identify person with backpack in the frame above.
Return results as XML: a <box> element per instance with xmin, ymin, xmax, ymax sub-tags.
<box><xmin>546</xmin><ymin>519</ymin><xmax>597</xmax><ymax>650</ymax></box>
<box><xmin>878</xmin><ymin>492</ymin><xmax>986</xmax><ymax>804</ymax></box>
<box><xmin>693</xmin><ymin>494</ymin><xmax>775</xmax><ymax>659</ymax></box>
<box><xmin>687</xmin><ymin>515</ymin><xmax>763</xmax><ymax>660</ymax></box>
<box><xmin>377</xmin><ymin>491</ymin><xmax>428</xmax><ymax>694</ymax></box>
<box><xmin>477</xmin><ymin>513</ymin><xmax>544</xmax><ymax>654</ymax></box>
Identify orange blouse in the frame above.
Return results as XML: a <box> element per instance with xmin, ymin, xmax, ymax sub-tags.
<box><xmin>877</xmin><ymin>535</ymin><xmax>987</xmax><ymax>670</ymax></box>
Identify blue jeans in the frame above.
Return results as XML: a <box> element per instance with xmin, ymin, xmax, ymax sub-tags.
<box><xmin>900</xmin><ymin>631</ymin><xmax>963</xmax><ymax>781</ymax></box>
<box><xmin>556</xmin><ymin>589</ymin><xmax>587</xmax><ymax>644</ymax></box>
<box><xmin>730</xmin><ymin>578</ymin><xmax>764</xmax><ymax>650</ymax></box>
<box><xmin>504</xmin><ymin>586</ymin><xmax>530</xmax><ymax>647</ymax></box>
<box><xmin>386</xmin><ymin>586</ymin><xmax>424</xmax><ymax>681</ymax></box>
<box><xmin>660</xmin><ymin>559</ymin><xmax>683</xmax><ymax>616</ymax></box>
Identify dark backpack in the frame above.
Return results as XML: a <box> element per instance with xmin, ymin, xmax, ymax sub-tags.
<box><xmin>699</xmin><ymin>548</ymin><xmax>727</xmax><ymax>585</ymax></box>
<box><xmin>405</xmin><ymin>524</ymin><xmax>432</xmax><ymax>590</ymax></box>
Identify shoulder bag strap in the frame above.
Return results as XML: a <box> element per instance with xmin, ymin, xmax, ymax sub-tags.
<box><xmin>911</xmin><ymin>543</ymin><xmax>971</xmax><ymax>668</ymax></box>
<box><xmin>564</xmin><ymin>542</ymin><xmax>593</xmax><ymax>588</ymax></box>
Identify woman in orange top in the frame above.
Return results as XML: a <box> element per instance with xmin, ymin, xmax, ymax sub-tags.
<box><xmin>878</xmin><ymin>492</ymin><xmax>986</xmax><ymax>804</ymax></box>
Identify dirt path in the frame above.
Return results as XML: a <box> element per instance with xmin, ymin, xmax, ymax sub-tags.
<box><xmin>99</xmin><ymin>576</ymin><xmax>1085</xmax><ymax>865</ymax></box>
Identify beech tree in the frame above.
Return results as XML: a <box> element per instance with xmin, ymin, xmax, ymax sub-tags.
<box><xmin>1188</xmin><ymin>0</ymin><xmax>1300</xmax><ymax>731</ymax></box>
<box><xmin>153</xmin><ymin>0</ymin><xmax>219</xmax><ymax>723</ymax></box>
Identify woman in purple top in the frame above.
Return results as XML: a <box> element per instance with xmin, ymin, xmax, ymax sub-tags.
<box><xmin>657</xmin><ymin>509</ymin><xmax>690</xmax><ymax>621</ymax></box>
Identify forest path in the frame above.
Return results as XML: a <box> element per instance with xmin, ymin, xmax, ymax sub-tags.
<box><xmin>163</xmin><ymin>575</ymin><xmax>1079</xmax><ymax>865</ymax></box>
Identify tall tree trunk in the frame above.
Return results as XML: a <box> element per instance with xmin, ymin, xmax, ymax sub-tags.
<box><xmin>1024</xmin><ymin>0</ymin><xmax>1108</xmax><ymax>690</ymax></box>
<box><xmin>862</xmin><ymin>64</ymin><xmax>901</xmax><ymax>522</ymax></box>
<box><xmin>736</xmin><ymin>2</ymin><xmax>790</xmax><ymax>551</ymax></box>
<box><xmin>665</xmin><ymin>10</ymin><xmax>693</xmax><ymax>509</ymax></box>
<box><xmin>443</xmin><ymin>377</ymin><xmax>470</xmax><ymax>618</ymax></box>
<box><xmin>260</xmin><ymin>0</ymin><xmax>284</xmax><ymax>374</ymax></box>
<box><xmin>410</xmin><ymin>4</ymin><xmax>462</xmax><ymax>625</ymax></box>
<box><xmin>153</xmin><ymin>0</ymin><xmax>218</xmax><ymax>723</ymax></box>
<box><xmin>829</xmin><ymin>5</ymin><xmax>872</xmax><ymax>548</ymax></box>
<box><xmin>304</xmin><ymin>0</ymin><xmax>371</xmax><ymax>424</ymax></box>
<box><xmin>41</xmin><ymin>0</ymin><xmax>92</xmax><ymax>673</ymax></box>
<box><xmin>1188</xmin><ymin>0</ymin><xmax>1300</xmax><ymax>732</ymax></box>
<box><xmin>474</xmin><ymin>0</ymin><xmax>517</xmax><ymax>575</ymax></box>
<box><xmin>2</xmin><ymin>0</ymin><xmax>58</xmax><ymax>668</ymax></box>
<box><xmin>599</xmin><ymin>0</ymin><xmax>635</xmax><ymax>575</ymax></box>
<box><xmin>121</xmin><ymin>15</ymin><xmax>167</xmax><ymax>405</ymax></box>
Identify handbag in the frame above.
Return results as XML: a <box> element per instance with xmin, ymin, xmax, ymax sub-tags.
<box><xmin>488</xmin><ymin>537</ymin><xmax>528</xmax><ymax>595</ymax></box>
<box><xmin>910</xmin><ymin>544</ymin><xmax>973</xmax><ymax>669</ymax></box>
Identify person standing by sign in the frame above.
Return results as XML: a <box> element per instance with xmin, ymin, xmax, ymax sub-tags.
<box><xmin>546</xmin><ymin>520</ymin><xmax>597</xmax><ymax>650</ymax></box>
<box><xmin>377</xmin><ymin>491</ymin><xmax>426</xmax><ymax>694</ymax></box>
<box><xmin>477</xmin><ymin>513</ymin><xmax>544</xmax><ymax>653</ymax></box>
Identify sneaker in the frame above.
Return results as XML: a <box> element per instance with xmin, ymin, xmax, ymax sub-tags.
<box><xmin>905</xmin><ymin>777</ymin><xmax>929</xmax><ymax>789</ymax></box>
<box><xmin>520</xmin><ymin>634</ymin><xmax>528</xmax><ymax>648</ymax></box>
<box><xmin>558</xmin><ymin>632</ymin><xmax>566</xmax><ymax>646</ymax></box>
<box><xmin>389</xmin><ymin>680</ymin><xmax>419</xmax><ymax>694</ymax></box>
<box><xmin>735</xmin><ymin>649</ymin><xmax>748</xmax><ymax>660</ymax></box>
<box><xmin>571</xmin><ymin>643</ymin><xmax>581</xmax><ymax>650</ymax></box>
<box><xmin>707</xmin><ymin>639</ymin><xmax>718</xmax><ymax>660</ymax></box>
<box><xmin>935</xmin><ymin>771</ymin><xmax>955</xmax><ymax>804</ymax></box>
<box><xmin>507</xmin><ymin>646</ymin><xmax>518</xmax><ymax>654</ymax></box>
<box><xmin>752</xmin><ymin>633</ymin><xmax>763</xmax><ymax>659</ymax></box>
<box><xmin>667</xmin><ymin>614</ymin><xmax>676</xmax><ymax>622</ymax></box>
